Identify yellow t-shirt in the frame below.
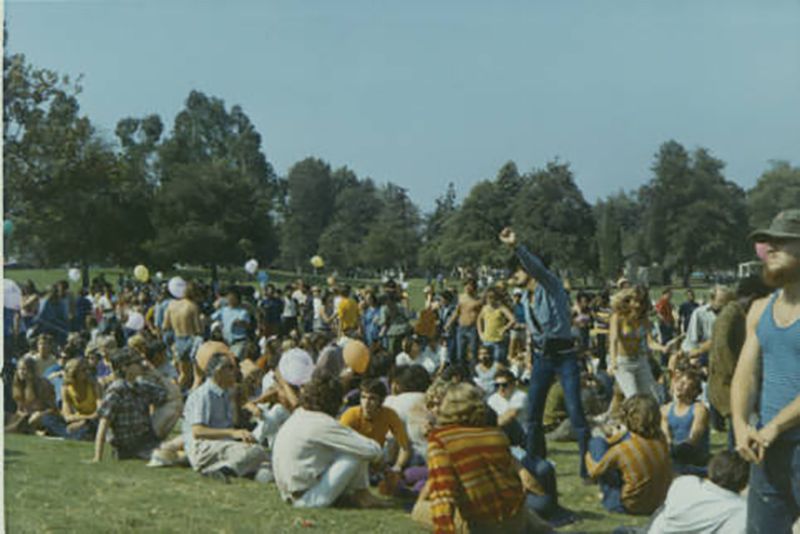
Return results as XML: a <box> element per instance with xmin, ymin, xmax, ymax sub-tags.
<box><xmin>337</xmin><ymin>298</ymin><xmax>361</xmax><ymax>332</ymax></box>
<box><xmin>65</xmin><ymin>382</ymin><xmax>98</xmax><ymax>416</ymax></box>
<box><xmin>481</xmin><ymin>306</ymin><xmax>508</xmax><ymax>343</ymax></box>
<box><xmin>340</xmin><ymin>405</ymin><xmax>410</xmax><ymax>449</ymax></box>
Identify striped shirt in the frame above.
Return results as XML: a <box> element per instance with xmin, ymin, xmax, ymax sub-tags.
<box><xmin>585</xmin><ymin>431</ymin><xmax>672</xmax><ymax>515</ymax></box>
<box><xmin>427</xmin><ymin>425</ymin><xmax>524</xmax><ymax>534</ymax></box>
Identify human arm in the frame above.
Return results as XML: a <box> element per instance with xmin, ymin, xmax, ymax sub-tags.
<box><xmin>608</xmin><ymin>313</ymin><xmax>619</xmax><ymax>374</ymax></box>
<box><xmin>730</xmin><ymin>298</ymin><xmax>768</xmax><ymax>463</ymax></box>
<box><xmin>192</xmin><ymin>424</ymin><xmax>255</xmax><ymax>443</ymax></box>
<box><xmin>756</xmin><ymin>395</ymin><xmax>800</xmax><ymax>452</ymax></box>
<box><xmin>162</xmin><ymin>306</ymin><xmax>172</xmax><ymax>332</ymax></box>
<box><xmin>311</xmin><ymin>416</ymin><xmax>382</xmax><ymax>461</ymax></box>
<box><xmin>584</xmin><ymin>440</ymin><xmax>619</xmax><ymax>479</ymax></box>
<box><xmin>499</xmin><ymin>227</ymin><xmax>562</xmax><ymax>295</ymax></box>
<box><xmin>444</xmin><ymin>302</ymin><xmax>460</xmax><ymax>332</ymax></box>
<box><xmin>686</xmin><ymin>403</ymin><xmax>709</xmax><ymax>446</ymax></box>
<box><xmin>660</xmin><ymin>405</ymin><xmax>672</xmax><ymax>446</ymax></box>
<box><xmin>91</xmin><ymin>417</ymin><xmax>110</xmax><ymax>462</ymax></box>
<box><xmin>499</xmin><ymin>305</ymin><xmax>516</xmax><ymax>335</ymax></box>
<box><xmin>476</xmin><ymin>307</ymin><xmax>486</xmax><ymax>341</ymax></box>
<box><xmin>386</xmin><ymin>408</ymin><xmax>412</xmax><ymax>471</ymax></box>
<box><xmin>496</xmin><ymin>407</ymin><xmax>521</xmax><ymax>428</ymax></box>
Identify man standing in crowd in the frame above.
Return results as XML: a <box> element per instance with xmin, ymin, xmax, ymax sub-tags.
<box><xmin>731</xmin><ymin>209</ymin><xmax>800</xmax><ymax>533</ymax></box>
<box><xmin>499</xmin><ymin>227</ymin><xmax>590</xmax><ymax>479</ymax></box>
<box><xmin>654</xmin><ymin>288</ymin><xmax>675</xmax><ymax>346</ymax></box>
<box><xmin>678</xmin><ymin>288</ymin><xmax>699</xmax><ymax>335</ymax></box>
<box><xmin>162</xmin><ymin>281</ymin><xmax>203</xmax><ymax>390</ymax></box>
<box><xmin>211</xmin><ymin>287</ymin><xmax>251</xmax><ymax>360</ymax></box>
<box><xmin>444</xmin><ymin>278</ymin><xmax>482</xmax><ymax>366</ymax></box>
<box><xmin>682</xmin><ymin>285</ymin><xmax>734</xmax><ymax>368</ymax></box>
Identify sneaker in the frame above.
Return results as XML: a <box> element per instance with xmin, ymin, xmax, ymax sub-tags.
<box><xmin>147</xmin><ymin>448</ymin><xmax>177</xmax><ymax>468</ymax></box>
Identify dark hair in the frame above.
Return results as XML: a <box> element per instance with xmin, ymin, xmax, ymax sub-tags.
<box><xmin>300</xmin><ymin>377</ymin><xmax>343</xmax><ymax>417</ymax></box>
<box><xmin>708</xmin><ymin>451</ymin><xmax>749</xmax><ymax>493</ymax></box>
<box><xmin>441</xmin><ymin>364</ymin><xmax>472</xmax><ymax>384</ymax></box>
<box><xmin>393</xmin><ymin>365</ymin><xmax>431</xmax><ymax>393</ymax></box>
<box><xmin>493</xmin><ymin>369</ymin><xmax>515</xmax><ymax>384</ymax></box>
<box><xmin>145</xmin><ymin>340</ymin><xmax>167</xmax><ymax>363</ymax></box>
<box><xmin>360</xmin><ymin>378</ymin><xmax>388</xmax><ymax>400</ymax></box>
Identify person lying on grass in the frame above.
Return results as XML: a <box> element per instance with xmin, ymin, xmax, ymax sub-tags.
<box><xmin>92</xmin><ymin>348</ymin><xmax>168</xmax><ymax>461</ymax></box>
<box><xmin>585</xmin><ymin>394</ymin><xmax>672</xmax><ymax>516</ymax></box>
<box><xmin>181</xmin><ymin>349</ymin><xmax>270</xmax><ymax>483</ymax></box>
<box><xmin>272</xmin><ymin>376</ymin><xmax>391</xmax><ymax>509</ymax></box>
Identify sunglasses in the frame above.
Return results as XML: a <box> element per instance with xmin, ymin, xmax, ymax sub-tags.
<box><xmin>495</xmin><ymin>382</ymin><xmax>511</xmax><ymax>389</ymax></box>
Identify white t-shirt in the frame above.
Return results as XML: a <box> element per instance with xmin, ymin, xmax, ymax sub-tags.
<box><xmin>648</xmin><ymin>475</ymin><xmax>746</xmax><ymax>534</ymax></box>
<box><xmin>487</xmin><ymin>389</ymin><xmax>529</xmax><ymax>432</ymax></box>
<box><xmin>384</xmin><ymin>392</ymin><xmax>430</xmax><ymax>459</ymax></box>
<box><xmin>292</xmin><ymin>289</ymin><xmax>307</xmax><ymax>307</ymax></box>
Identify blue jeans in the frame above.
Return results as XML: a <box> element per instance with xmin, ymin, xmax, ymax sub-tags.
<box><xmin>747</xmin><ymin>438</ymin><xmax>800</xmax><ymax>533</ymax></box>
<box><xmin>455</xmin><ymin>325</ymin><xmax>478</xmax><ymax>366</ymax></box>
<box><xmin>589</xmin><ymin>436</ymin><xmax>626</xmax><ymax>513</ymax></box>
<box><xmin>483</xmin><ymin>340</ymin><xmax>508</xmax><ymax>364</ymax></box>
<box><xmin>526</xmin><ymin>348</ymin><xmax>590</xmax><ymax>478</ymax></box>
<box><xmin>521</xmin><ymin>455</ymin><xmax>558</xmax><ymax>518</ymax></box>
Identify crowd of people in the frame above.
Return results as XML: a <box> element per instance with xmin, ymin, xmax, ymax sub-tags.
<box><xmin>3</xmin><ymin>209</ymin><xmax>800</xmax><ymax>534</ymax></box>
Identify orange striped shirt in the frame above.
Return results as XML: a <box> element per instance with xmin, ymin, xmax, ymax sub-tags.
<box><xmin>427</xmin><ymin>425</ymin><xmax>524</xmax><ymax>534</ymax></box>
<box><xmin>585</xmin><ymin>431</ymin><xmax>672</xmax><ymax>515</ymax></box>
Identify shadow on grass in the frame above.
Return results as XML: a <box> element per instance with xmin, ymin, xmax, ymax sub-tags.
<box><xmin>5</xmin><ymin>448</ymin><xmax>24</xmax><ymax>457</ymax></box>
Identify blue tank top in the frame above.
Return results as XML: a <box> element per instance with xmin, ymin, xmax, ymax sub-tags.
<box><xmin>756</xmin><ymin>291</ymin><xmax>800</xmax><ymax>442</ymax></box>
<box><xmin>668</xmin><ymin>402</ymin><xmax>709</xmax><ymax>454</ymax></box>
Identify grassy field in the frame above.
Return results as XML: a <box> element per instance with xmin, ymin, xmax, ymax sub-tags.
<box><xmin>4</xmin><ymin>430</ymin><xmax>728</xmax><ymax>533</ymax></box>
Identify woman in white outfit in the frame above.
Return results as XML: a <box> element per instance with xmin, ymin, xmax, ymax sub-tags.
<box><xmin>608</xmin><ymin>286</ymin><xmax>678</xmax><ymax>400</ymax></box>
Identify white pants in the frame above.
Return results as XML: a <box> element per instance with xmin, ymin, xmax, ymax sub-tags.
<box><xmin>615</xmin><ymin>356</ymin><xmax>659</xmax><ymax>400</ymax></box>
<box><xmin>293</xmin><ymin>453</ymin><xmax>370</xmax><ymax>508</ymax></box>
<box><xmin>188</xmin><ymin>439</ymin><xmax>268</xmax><ymax>477</ymax></box>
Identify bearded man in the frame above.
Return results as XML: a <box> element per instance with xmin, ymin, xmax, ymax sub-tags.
<box><xmin>730</xmin><ymin>209</ymin><xmax>800</xmax><ymax>533</ymax></box>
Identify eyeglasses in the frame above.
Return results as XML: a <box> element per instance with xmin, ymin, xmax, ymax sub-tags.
<box><xmin>495</xmin><ymin>382</ymin><xmax>511</xmax><ymax>389</ymax></box>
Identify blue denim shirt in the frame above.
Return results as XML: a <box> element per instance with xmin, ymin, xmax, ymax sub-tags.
<box><xmin>517</xmin><ymin>245</ymin><xmax>573</xmax><ymax>349</ymax></box>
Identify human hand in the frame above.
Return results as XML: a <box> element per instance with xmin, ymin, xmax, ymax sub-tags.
<box><xmin>734</xmin><ymin>423</ymin><xmax>763</xmax><ymax>463</ymax></box>
<box><xmin>499</xmin><ymin>227</ymin><xmax>517</xmax><ymax>246</ymax></box>
<box><xmin>243</xmin><ymin>402</ymin><xmax>262</xmax><ymax>418</ymax></box>
<box><xmin>755</xmin><ymin>423</ymin><xmax>780</xmax><ymax>457</ymax></box>
<box><xmin>233</xmin><ymin>429</ymin><xmax>256</xmax><ymax>444</ymax></box>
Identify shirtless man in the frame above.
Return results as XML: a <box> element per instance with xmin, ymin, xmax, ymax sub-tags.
<box><xmin>445</xmin><ymin>278</ymin><xmax>482</xmax><ymax>366</ymax></box>
<box><xmin>162</xmin><ymin>282</ymin><xmax>203</xmax><ymax>390</ymax></box>
<box><xmin>730</xmin><ymin>209</ymin><xmax>800</xmax><ymax>533</ymax></box>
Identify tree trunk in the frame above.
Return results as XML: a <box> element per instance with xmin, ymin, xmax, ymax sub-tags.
<box><xmin>81</xmin><ymin>261</ymin><xmax>90</xmax><ymax>290</ymax></box>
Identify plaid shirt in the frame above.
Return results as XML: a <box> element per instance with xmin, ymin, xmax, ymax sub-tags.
<box><xmin>427</xmin><ymin>425</ymin><xmax>524</xmax><ymax>534</ymax></box>
<box><xmin>98</xmin><ymin>377</ymin><xmax>167</xmax><ymax>449</ymax></box>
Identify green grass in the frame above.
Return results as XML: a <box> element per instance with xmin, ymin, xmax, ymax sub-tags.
<box><xmin>4</xmin><ymin>430</ymin><xmax>729</xmax><ymax>533</ymax></box>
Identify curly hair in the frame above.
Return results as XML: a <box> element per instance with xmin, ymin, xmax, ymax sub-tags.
<box><xmin>621</xmin><ymin>394</ymin><xmax>663</xmax><ymax>440</ymax></box>
<box><xmin>611</xmin><ymin>285</ymin><xmax>650</xmax><ymax>320</ymax></box>
<box><xmin>436</xmin><ymin>383</ymin><xmax>489</xmax><ymax>427</ymax></box>
<box><xmin>300</xmin><ymin>377</ymin><xmax>344</xmax><ymax>417</ymax></box>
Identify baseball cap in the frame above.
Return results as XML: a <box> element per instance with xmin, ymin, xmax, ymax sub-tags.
<box><xmin>749</xmin><ymin>209</ymin><xmax>800</xmax><ymax>242</ymax></box>
<box><xmin>278</xmin><ymin>348</ymin><xmax>315</xmax><ymax>387</ymax></box>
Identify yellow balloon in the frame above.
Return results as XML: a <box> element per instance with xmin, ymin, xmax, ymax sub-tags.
<box><xmin>133</xmin><ymin>264</ymin><xmax>149</xmax><ymax>282</ymax></box>
<box><xmin>310</xmin><ymin>255</ymin><xmax>324</xmax><ymax>269</ymax></box>
<box><xmin>343</xmin><ymin>340</ymin><xmax>370</xmax><ymax>374</ymax></box>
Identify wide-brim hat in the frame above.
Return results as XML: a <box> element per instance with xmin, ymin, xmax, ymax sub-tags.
<box><xmin>750</xmin><ymin>209</ymin><xmax>800</xmax><ymax>242</ymax></box>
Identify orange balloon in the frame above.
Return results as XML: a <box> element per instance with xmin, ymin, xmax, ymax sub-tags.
<box><xmin>343</xmin><ymin>340</ymin><xmax>370</xmax><ymax>374</ymax></box>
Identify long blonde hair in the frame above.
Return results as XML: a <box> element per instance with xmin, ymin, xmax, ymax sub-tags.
<box><xmin>436</xmin><ymin>383</ymin><xmax>488</xmax><ymax>427</ymax></box>
<box><xmin>611</xmin><ymin>285</ymin><xmax>650</xmax><ymax>321</ymax></box>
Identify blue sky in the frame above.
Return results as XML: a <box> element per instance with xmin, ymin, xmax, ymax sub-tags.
<box><xmin>6</xmin><ymin>1</ymin><xmax>800</xmax><ymax>209</ymax></box>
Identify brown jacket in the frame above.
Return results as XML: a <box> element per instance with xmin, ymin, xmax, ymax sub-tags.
<box><xmin>708</xmin><ymin>301</ymin><xmax>746</xmax><ymax>417</ymax></box>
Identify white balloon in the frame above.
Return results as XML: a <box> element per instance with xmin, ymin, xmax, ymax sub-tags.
<box><xmin>168</xmin><ymin>276</ymin><xmax>186</xmax><ymax>299</ymax></box>
<box><xmin>3</xmin><ymin>279</ymin><xmax>22</xmax><ymax>310</ymax></box>
<box><xmin>155</xmin><ymin>271</ymin><xmax>164</xmax><ymax>281</ymax></box>
<box><xmin>68</xmin><ymin>268</ymin><xmax>81</xmax><ymax>282</ymax></box>
<box><xmin>245</xmin><ymin>259</ymin><xmax>259</xmax><ymax>274</ymax></box>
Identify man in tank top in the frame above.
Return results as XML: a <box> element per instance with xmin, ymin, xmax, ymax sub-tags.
<box><xmin>731</xmin><ymin>209</ymin><xmax>800</xmax><ymax>533</ymax></box>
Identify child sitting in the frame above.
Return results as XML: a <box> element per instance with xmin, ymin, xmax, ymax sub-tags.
<box><xmin>586</xmin><ymin>394</ymin><xmax>672</xmax><ymax>515</ymax></box>
<box><xmin>660</xmin><ymin>369</ymin><xmax>709</xmax><ymax>475</ymax></box>
<box><xmin>92</xmin><ymin>348</ymin><xmax>168</xmax><ymax>461</ymax></box>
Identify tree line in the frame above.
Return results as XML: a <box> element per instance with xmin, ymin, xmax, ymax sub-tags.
<box><xmin>4</xmin><ymin>38</ymin><xmax>800</xmax><ymax>285</ymax></box>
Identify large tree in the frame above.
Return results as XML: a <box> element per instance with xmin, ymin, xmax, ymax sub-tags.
<box><xmin>747</xmin><ymin>161</ymin><xmax>800</xmax><ymax>230</ymax></box>
<box><xmin>360</xmin><ymin>183</ymin><xmax>422</xmax><ymax>271</ymax></box>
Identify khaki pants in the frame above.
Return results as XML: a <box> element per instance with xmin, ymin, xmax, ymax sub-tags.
<box><xmin>188</xmin><ymin>439</ymin><xmax>268</xmax><ymax>477</ymax></box>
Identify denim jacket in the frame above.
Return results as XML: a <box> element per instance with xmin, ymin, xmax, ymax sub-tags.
<box><xmin>517</xmin><ymin>245</ymin><xmax>573</xmax><ymax>350</ymax></box>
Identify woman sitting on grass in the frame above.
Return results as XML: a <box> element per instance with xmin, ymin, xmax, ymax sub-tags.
<box><xmin>6</xmin><ymin>357</ymin><xmax>63</xmax><ymax>436</ymax></box>
<box><xmin>660</xmin><ymin>368</ymin><xmax>709</xmax><ymax>475</ymax></box>
<box><xmin>60</xmin><ymin>358</ymin><xmax>102</xmax><ymax>439</ymax></box>
<box><xmin>585</xmin><ymin>394</ymin><xmax>671</xmax><ymax>516</ymax></box>
<box><xmin>414</xmin><ymin>383</ymin><xmax>549</xmax><ymax>533</ymax></box>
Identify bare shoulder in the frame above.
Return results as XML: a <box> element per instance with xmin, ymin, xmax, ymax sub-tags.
<box><xmin>746</xmin><ymin>296</ymin><xmax>771</xmax><ymax>326</ymax></box>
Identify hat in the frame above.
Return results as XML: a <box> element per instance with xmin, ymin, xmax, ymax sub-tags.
<box><xmin>168</xmin><ymin>276</ymin><xmax>186</xmax><ymax>299</ymax></box>
<box><xmin>278</xmin><ymin>348</ymin><xmax>315</xmax><ymax>386</ymax></box>
<box><xmin>195</xmin><ymin>341</ymin><xmax>236</xmax><ymax>373</ymax></box>
<box><xmin>110</xmin><ymin>347</ymin><xmax>144</xmax><ymax>372</ymax></box>
<box><xmin>750</xmin><ymin>209</ymin><xmax>800</xmax><ymax>242</ymax></box>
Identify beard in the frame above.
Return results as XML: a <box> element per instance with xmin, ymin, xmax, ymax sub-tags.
<box><xmin>762</xmin><ymin>255</ymin><xmax>800</xmax><ymax>288</ymax></box>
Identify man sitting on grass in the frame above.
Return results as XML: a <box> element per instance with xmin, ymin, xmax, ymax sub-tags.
<box><xmin>272</xmin><ymin>377</ymin><xmax>389</xmax><ymax>508</ymax></box>
<box><xmin>182</xmin><ymin>351</ymin><xmax>270</xmax><ymax>483</ymax></box>
<box><xmin>92</xmin><ymin>348</ymin><xmax>168</xmax><ymax>461</ymax></box>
